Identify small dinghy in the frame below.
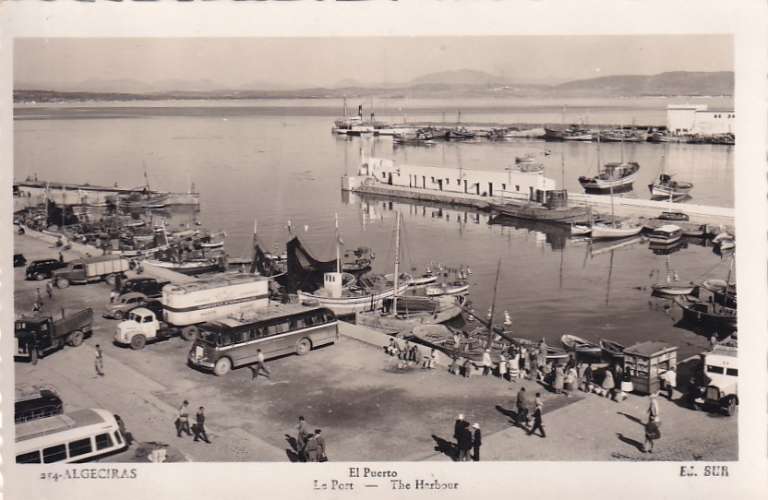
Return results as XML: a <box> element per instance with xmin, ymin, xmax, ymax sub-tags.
<box><xmin>600</xmin><ymin>339</ymin><xmax>626</xmax><ymax>360</ymax></box>
<box><xmin>560</xmin><ymin>334</ymin><xmax>601</xmax><ymax>355</ymax></box>
<box><xmin>570</xmin><ymin>224</ymin><xmax>591</xmax><ymax>236</ymax></box>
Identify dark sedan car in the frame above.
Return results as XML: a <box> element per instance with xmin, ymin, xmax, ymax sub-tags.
<box><xmin>25</xmin><ymin>259</ymin><xmax>67</xmax><ymax>281</ymax></box>
<box><xmin>120</xmin><ymin>277</ymin><xmax>170</xmax><ymax>299</ymax></box>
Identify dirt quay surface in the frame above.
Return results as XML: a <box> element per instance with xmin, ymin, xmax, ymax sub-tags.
<box><xmin>13</xmin><ymin>233</ymin><xmax>736</xmax><ymax>461</ymax></box>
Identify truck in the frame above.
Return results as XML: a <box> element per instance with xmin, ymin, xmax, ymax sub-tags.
<box><xmin>52</xmin><ymin>255</ymin><xmax>130</xmax><ymax>288</ymax></box>
<box><xmin>693</xmin><ymin>343</ymin><xmax>738</xmax><ymax>416</ymax></box>
<box><xmin>114</xmin><ymin>274</ymin><xmax>269</xmax><ymax>350</ymax></box>
<box><xmin>14</xmin><ymin>308</ymin><xmax>94</xmax><ymax>363</ymax></box>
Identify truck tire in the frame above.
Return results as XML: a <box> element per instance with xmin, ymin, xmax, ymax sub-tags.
<box><xmin>130</xmin><ymin>334</ymin><xmax>147</xmax><ymax>350</ymax></box>
<box><xmin>296</xmin><ymin>338</ymin><xmax>312</xmax><ymax>356</ymax></box>
<box><xmin>214</xmin><ymin>357</ymin><xmax>231</xmax><ymax>376</ymax></box>
<box><xmin>68</xmin><ymin>331</ymin><xmax>84</xmax><ymax>347</ymax></box>
<box><xmin>105</xmin><ymin>274</ymin><xmax>117</xmax><ymax>286</ymax></box>
<box><xmin>180</xmin><ymin>326</ymin><xmax>199</xmax><ymax>341</ymax></box>
<box><xmin>56</xmin><ymin>278</ymin><xmax>70</xmax><ymax>289</ymax></box>
<box><xmin>725</xmin><ymin>396</ymin><xmax>737</xmax><ymax>416</ymax></box>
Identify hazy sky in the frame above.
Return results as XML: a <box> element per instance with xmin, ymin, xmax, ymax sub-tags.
<box><xmin>15</xmin><ymin>35</ymin><xmax>733</xmax><ymax>90</ymax></box>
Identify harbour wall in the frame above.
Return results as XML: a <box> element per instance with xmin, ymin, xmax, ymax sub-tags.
<box><xmin>342</xmin><ymin>175</ymin><xmax>735</xmax><ymax>229</ymax></box>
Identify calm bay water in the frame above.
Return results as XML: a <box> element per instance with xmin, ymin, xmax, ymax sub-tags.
<box><xmin>14</xmin><ymin>97</ymin><xmax>735</xmax><ymax>358</ymax></box>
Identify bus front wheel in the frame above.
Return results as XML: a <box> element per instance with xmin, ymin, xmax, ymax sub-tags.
<box><xmin>214</xmin><ymin>357</ymin><xmax>231</xmax><ymax>376</ymax></box>
<box><xmin>180</xmin><ymin>326</ymin><xmax>199</xmax><ymax>341</ymax></box>
<box><xmin>296</xmin><ymin>338</ymin><xmax>312</xmax><ymax>356</ymax></box>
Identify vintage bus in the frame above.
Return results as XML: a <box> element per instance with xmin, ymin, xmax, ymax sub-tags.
<box><xmin>188</xmin><ymin>303</ymin><xmax>339</xmax><ymax>376</ymax></box>
<box><xmin>16</xmin><ymin>408</ymin><xmax>128</xmax><ymax>464</ymax></box>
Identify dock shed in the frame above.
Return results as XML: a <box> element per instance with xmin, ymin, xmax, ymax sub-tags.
<box><xmin>623</xmin><ymin>341</ymin><xmax>678</xmax><ymax>395</ymax></box>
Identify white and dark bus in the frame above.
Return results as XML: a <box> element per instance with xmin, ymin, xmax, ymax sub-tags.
<box><xmin>16</xmin><ymin>408</ymin><xmax>128</xmax><ymax>464</ymax></box>
<box><xmin>188</xmin><ymin>303</ymin><xmax>339</xmax><ymax>376</ymax></box>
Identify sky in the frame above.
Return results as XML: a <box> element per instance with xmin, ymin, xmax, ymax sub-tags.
<box><xmin>14</xmin><ymin>35</ymin><xmax>733</xmax><ymax>91</ymax></box>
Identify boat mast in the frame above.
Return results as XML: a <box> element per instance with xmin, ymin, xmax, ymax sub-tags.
<box><xmin>486</xmin><ymin>258</ymin><xmax>502</xmax><ymax>350</ymax></box>
<box><xmin>392</xmin><ymin>211</ymin><xmax>401</xmax><ymax>315</ymax></box>
<box><xmin>334</xmin><ymin>213</ymin><xmax>341</xmax><ymax>274</ymax></box>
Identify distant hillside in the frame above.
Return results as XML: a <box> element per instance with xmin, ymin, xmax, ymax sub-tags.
<box><xmin>14</xmin><ymin>71</ymin><xmax>734</xmax><ymax>103</ymax></box>
<box><xmin>554</xmin><ymin>71</ymin><xmax>733</xmax><ymax>96</ymax></box>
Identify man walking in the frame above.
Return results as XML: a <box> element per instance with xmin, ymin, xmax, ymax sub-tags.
<box><xmin>457</xmin><ymin>422</ymin><xmax>473</xmax><ymax>461</ymax></box>
<box><xmin>662</xmin><ymin>367</ymin><xmax>677</xmax><ymax>400</ymax></box>
<box><xmin>481</xmin><ymin>349</ymin><xmax>492</xmax><ymax>376</ymax></box>
<box><xmin>296</xmin><ymin>416</ymin><xmax>310</xmax><ymax>461</ymax></box>
<box><xmin>176</xmin><ymin>400</ymin><xmax>192</xmax><ymax>438</ymax></box>
<box><xmin>46</xmin><ymin>281</ymin><xmax>54</xmax><ymax>300</ymax></box>
<box><xmin>193</xmin><ymin>406</ymin><xmax>210</xmax><ymax>443</ymax></box>
<box><xmin>315</xmin><ymin>429</ymin><xmax>327</xmax><ymax>462</ymax></box>
<box><xmin>250</xmin><ymin>348</ymin><xmax>271</xmax><ymax>380</ymax></box>
<box><xmin>528</xmin><ymin>398</ymin><xmax>546</xmax><ymax>438</ymax></box>
<box><xmin>94</xmin><ymin>344</ymin><xmax>105</xmax><ymax>377</ymax></box>
<box><xmin>515</xmin><ymin>387</ymin><xmax>528</xmax><ymax>427</ymax></box>
<box><xmin>453</xmin><ymin>413</ymin><xmax>466</xmax><ymax>458</ymax></box>
<box><xmin>472</xmin><ymin>423</ymin><xmax>482</xmax><ymax>461</ymax></box>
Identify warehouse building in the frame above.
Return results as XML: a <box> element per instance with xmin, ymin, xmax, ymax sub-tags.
<box><xmin>667</xmin><ymin>104</ymin><xmax>734</xmax><ymax>135</ymax></box>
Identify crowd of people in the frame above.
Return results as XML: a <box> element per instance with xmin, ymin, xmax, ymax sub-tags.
<box><xmin>385</xmin><ymin>337</ymin><xmax>440</xmax><ymax>370</ymax></box>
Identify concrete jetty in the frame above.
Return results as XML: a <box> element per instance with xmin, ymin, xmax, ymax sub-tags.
<box><xmin>343</xmin><ymin>176</ymin><xmax>734</xmax><ymax>229</ymax></box>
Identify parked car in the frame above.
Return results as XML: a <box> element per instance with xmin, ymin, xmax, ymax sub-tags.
<box><xmin>14</xmin><ymin>253</ymin><xmax>27</xmax><ymax>267</ymax></box>
<box><xmin>120</xmin><ymin>277</ymin><xmax>170</xmax><ymax>299</ymax></box>
<box><xmin>128</xmin><ymin>299</ymin><xmax>164</xmax><ymax>320</ymax></box>
<box><xmin>25</xmin><ymin>258</ymin><xmax>67</xmax><ymax>281</ymax></box>
<box><xmin>104</xmin><ymin>292</ymin><xmax>151</xmax><ymax>320</ymax></box>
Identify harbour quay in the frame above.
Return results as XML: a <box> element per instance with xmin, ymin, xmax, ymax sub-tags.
<box><xmin>12</xmin><ymin>229</ymin><xmax>736</xmax><ymax>462</ymax></box>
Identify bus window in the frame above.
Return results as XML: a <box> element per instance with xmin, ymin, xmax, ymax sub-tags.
<box><xmin>68</xmin><ymin>437</ymin><xmax>93</xmax><ymax>458</ymax></box>
<box><xmin>219</xmin><ymin>333</ymin><xmax>232</xmax><ymax>347</ymax></box>
<box><xmin>17</xmin><ymin>451</ymin><xmax>41</xmax><ymax>463</ymax></box>
<box><xmin>707</xmin><ymin>365</ymin><xmax>724</xmax><ymax>375</ymax></box>
<box><xmin>726</xmin><ymin>368</ymin><xmax>738</xmax><ymax>376</ymax></box>
<box><xmin>276</xmin><ymin>320</ymin><xmax>290</xmax><ymax>333</ymax></box>
<box><xmin>95</xmin><ymin>433</ymin><xmax>114</xmax><ymax>450</ymax></box>
<box><xmin>266</xmin><ymin>324</ymin><xmax>278</xmax><ymax>336</ymax></box>
<box><xmin>43</xmin><ymin>444</ymin><xmax>67</xmax><ymax>463</ymax></box>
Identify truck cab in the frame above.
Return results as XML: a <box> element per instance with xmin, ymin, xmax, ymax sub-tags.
<box><xmin>115</xmin><ymin>308</ymin><xmax>162</xmax><ymax>350</ymax></box>
<box><xmin>694</xmin><ymin>344</ymin><xmax>738</xmax><ymax>416</ymax></box>
<box><xmin>14</xmin><ymin>310</ymin><xmax>91</xmax><ymax>362</ymax></box>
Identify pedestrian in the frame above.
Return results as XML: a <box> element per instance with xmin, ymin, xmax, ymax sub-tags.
<box><xmin>648</xmin><ymin>392</ymin><xmax>660</xmax><ymax>422</ymax></box>
<box><xmin>58</xmin><ymin>251</ymin><xmax>64</xmax><ymax>263</ymax></box>
<box><xmin>429</xmin><ymin>348</ymin><xmax>439</xmax><ymax>369</ymax></box>
<box><xmin>314</xmin><ymin>429</ymin><xmax>327</xmax><ymax>462</ymax></box>
<box><xmin>176</xmin><ymin>400</ymin><xmax>192</xmax><ymax>437</ymax></box>
<box><xmin>94</xmin><ymin>344</ymin><xmax>105</xmax><ymax>377</ymax></box>
<box><xmin>386</xmin><ymin>338</ymin><xmax>396</xmax><ymax>356</ymax></box>
<box><xmin>644</xmin><ymin>415</ymin><xmax>661</xmax><ymax>453</ymax></box>
<box><xmin>296</xmin><ymin>416</ymin><xmax>310</xmax><ymax>461</ymax></box>
<box><xmin>421</xmin><ymin>347</ymin><xmax>432</xmax><ymax>368</ymax></box>
<box><xmin>472</xmin><ymin>423</ymin><xmax>482</xmax><ymax>461</ymax></box>
<box><xmin>453</xmin><ymin>413</ymin><xmax>466</xmax><ymax>457</ymax></box>
<box><xmin>564</xmin><ymin>366</ymin><xmax>577</xmax><ymax>396</ymax></box>
<box><xmin>449</xmin><ymin>355</ymin><xmax>460</xmax><ymax>375</ymax></box>
<box><xmin>602</xmin><ymin>368</ymin><xmax>615</xmax><ymax>399</ymax></box>
<box><xmin>508</xmin><ymin>349</ymin><xmax>520</xmax><ymax>380</ymax></box>
<box><xmin>457</xmin><ymin>422</ymin><xmax>473</xmax><ymax>462</ymax></box>
<box><xmin>662</xmin><ymin>367</ymin><xmax>677</xmax><ymax>400</ymax></box>
<box><xmin>515</xmin><ymin>387</ymin><xmax>528</xmax><ymax>426</ymax></box>
<box><xmin>528</xmin><ymin>398</ymin><xmax>546</xmax><ymax>438</ymax></box>
<box><xmin>193</xmin><ymin>406</ymin><xmax>210</xmax><ymax>443</ymax></box>
<box><xmin>453</xmin><ymin>332</ymin><xmax>461</xmax><ymax>352</ymax></box>
<box><xmin>552</xmin><ymin>365</ymin><xmax>565</xmax><ymax>394</ymax></box>
<box><xmin>32</xmin><ymin>301</ymin><xmax>42</xmax><ymax>313</ymax></box>
<box><xmin>46</xmin><ymin>281</ymin><xmax>54</xmax><ymax>300</ymax></box>
<box><xmin>110</xmin><ymin>288</ymin><xmax>119</xmax><ymax>304</ymax></box>
<box><xmin>498</xmin><ymin>354</ymin><xmax>508</xmax><ymax>381</ymax></box>
<box><xmin>250</xmin><ymin>348</ymin><xmax>271</xmax><ymax>380</ymax></box>
<box><xmin>463</xmin><ymin>358</ymin><xmax>473</xmax><ymax>378</ymax></box>
<box><xmin>305</xmin><ymin>431</ymin><xmax>320</xmax><ymax>462</ymax></box>
<box><xmin>584</xmin><ymin>363</ymin><xmax>594</xmax><ymax>392</ymax></box>
<box><xmin>481</xmin><ymin>349</ymin><xmax>492</xmax><ymax>376</ymax></box>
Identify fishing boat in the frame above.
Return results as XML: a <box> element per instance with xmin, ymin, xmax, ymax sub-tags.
<box><xmin>579</xmin><ymin>162</ymin><xmax>640</xmax><ymax>193</ymax></box>
<box><xmin>674</xmin><ymin>294</ymin><xmax>737</xmax><ymax>331</ymax></box>
<box><xmin>649</xmin><ymin>173</ymin><xmax>694</xmax><ymax>198</ymax></box>
<box><xmin>342</xmin><ymin>246</ymin><xmax>375</xmax><ymax>272</ymax></box>
<box><xmin>409</xmin><ymin>272</ymin><xmax>438</xmax><ymax>287</ymax></box>
<box><xmin>488</xmin><ymin>190</ymin><xmax>591</xmax><ymax>224</ymax></box>
<box><xmin>658</xmin><ymin>211</ymin><xmax>690</xmax><ymax>222</ymax></box>
<box><xmin>651</xmin><ymin>250</ymin><xmax>696</xmax><ymax>297</ymax></box>
<box><xmin>296</xmin><ymin>214</ymin><xmax>409</xmax><ymax>316</ymax></box>
<box><xmin>425</xmin><ymin>281</ymin><xmax>470</xmax><ymax>297</ymax></box>
<box><xmin>702</xmin><ymin>279</ymin><xmax>737</xmax><ymax>309</ymax></box>
<box><xmin>144</xmin><ymin>258</ymin><xmax>223</xmax><ymax>275</ymax></box>
<box><xmin>355</xmin><ymin>294</ymin><xmax>464</xmax><ymax>335</ymax></box>
<box><xmin>646</xmin><ymin>224</ymin><xmax>682</xmax><ymax>245</ymax></box>
<box><xmin>448</xmin><ymin>127</ymin><xmax>476</xmax><ymax>140</ymax></box>
<box><xmin>599</xmin><ymin>339</ymin><xmax>625</xmax><ymax>360</ymax></box>
<box><xmin>200</xmin><ymin>241</ymin><xmax>224</xmax><ymax>250</ymax></box>
<box><xmin>570</xmin><ymin>224</ymin><xmax>591</xmax><ymax>236</ymax></box>
<box><xmin>560</xmin><ymin>334</ymin><xmax>601</xmax><ymax>356</ymax></box>
<box><xmin>590</xmin><ymin>222</ymin><xmax>643</xmax><ymax>240</ymax></box>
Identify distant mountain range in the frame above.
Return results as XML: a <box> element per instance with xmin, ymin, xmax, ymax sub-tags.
<box><xmin>14</xmin><ymin>70</ymin><xmax>733</xmax><ymax>103</ymax></box>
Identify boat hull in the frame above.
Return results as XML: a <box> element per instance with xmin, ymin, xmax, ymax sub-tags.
<box><xmin>590</xmin><ymin>224</ymin><xmax>643</xmax><ymax>240</ymax></box>
<box><xmin>297</xmin><ymin>282</ymin><xmax>410</xmax><ymax>316</ymax></box>
<box><xmin>489</xmin><ymin>203</ymin><xmax>591</xmax><ymax>224</ymax></box>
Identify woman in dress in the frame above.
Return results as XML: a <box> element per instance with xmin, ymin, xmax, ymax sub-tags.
<box><xmin>602</xmin><ymin>369</ymin><xmax>616</xmax><ymax>398</ymax></box>
<box><xmin>552</xmin><ymin>365</ymin><xmax>565</xmax><ymax>394</ymax></box>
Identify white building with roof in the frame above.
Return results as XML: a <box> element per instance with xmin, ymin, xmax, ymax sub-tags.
<box><xmin>667</xmin><ymin>104</ymin><xmax>734</xmax><ymax>135</ymax></box>
<box><xmin>355</xmin><ymin>156</ymin><xmax>556</xmax><ymax>201</ymax></box>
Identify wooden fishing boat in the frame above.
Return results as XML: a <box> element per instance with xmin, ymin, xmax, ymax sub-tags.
<box><xmin>657</xmin><ymin>211</ymin><xmax>690</xmax><ymax>222</ymax></box>
<box><xmin>355</xmin><ymin>295</ymin><xmax>464</xmax><ymax>336</ymax></box>
<box><xmin>409</xmin><ymin>272</ymin><xmax>438</xmax><ymax>287</ymax></box>
<box><xmin>425</xmin><ymin>281</ymin><xmax>470</xmax><ymax>297</ymax></box>
<box><xmin>570</xmin><ymin>224</ymin><xmax>591</xmax><ymax>236</ymax></box>
<box><xmin>578</xmin><ymin>162</ymin><xmax>640</xmax><ymax>193</ymax></box>
<box><xmin>590</xmin><ymin>222</ymin><xmax>643</xmax><ymax>240</ymax></box>
<box><xmin>200</xmin><ymin>241</ymin><xmax>225</xmax><ymax>250</ymax></box>
<box><xmin>600</xmin><ymin>339</ymin><xmax>626</xmax><ymax>360</ymax></box>
<box><xmin>560</xmin><ymin>334</ymin><xmax>601</xmax><ymax>355</ymax></box>
<box><xmin>674</xmin><ymin>294</ymin><xmax>737</xmax><ymax>331</ymax></box>
<box><xmin>144</xmin><ymin>258</ymin><xmax>222</xmax><ymax>275</ymax></box>
<box><xmin>649</xmin><ymin>173</ymin><xmax>693</xmax><ymax>198</ymax></box>
<box><xmin>652</xmin><ymin>282</ymin><xmax>697</xmax><ymax>297</ymax></box>
<box><xmin>646</xmin><ymin>224</ymin><xmax>682</xmax><ymax>245</ymax></box>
